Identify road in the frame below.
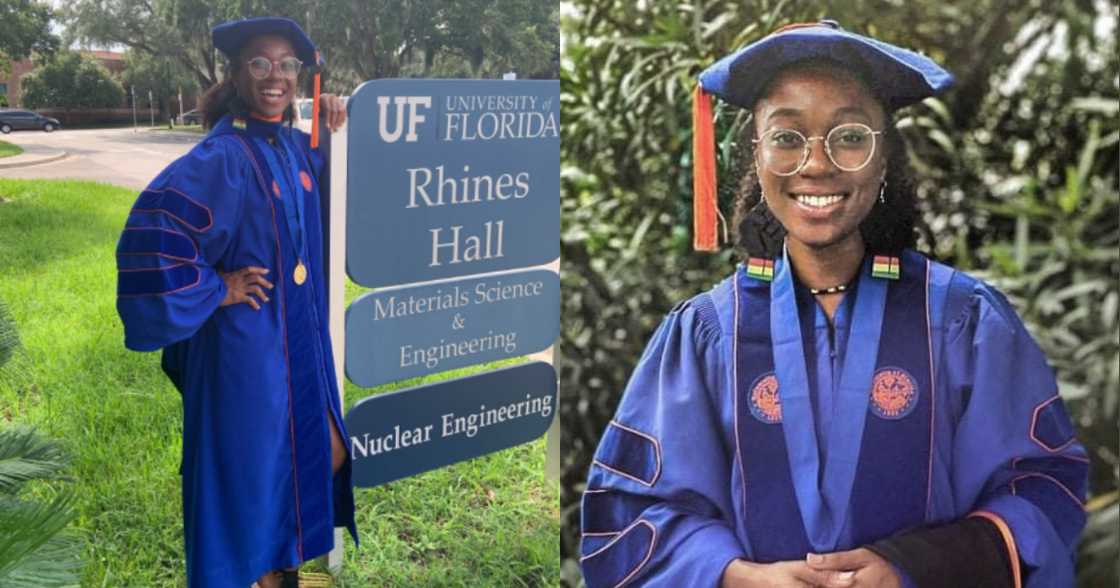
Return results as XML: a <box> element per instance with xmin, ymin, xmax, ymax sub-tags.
<box><xmin>0</xmin><ymin>127</ymin><xmax>202</xmax><ymax>190</ymax></box>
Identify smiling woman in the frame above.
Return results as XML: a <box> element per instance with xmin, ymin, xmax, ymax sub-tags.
<box><xmin>115</xmin><ymin>16</ymin><xmax>351</xmax><ymax>588</ymax></box>
<box><xmin>579</xmin><ymin>20</ymin><xmax>1088</xmax><ymax>588</ymax></box>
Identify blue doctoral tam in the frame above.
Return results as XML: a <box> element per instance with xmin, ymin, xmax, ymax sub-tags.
<box><xmin>698</xmin><ymin>19</ymin><xmax>953</xmax><ymax>110</ymax></box>
<box><xmin>212</xmin><ymin>16</ymin><xmax>323</xmax><ymax>67</ymax></box>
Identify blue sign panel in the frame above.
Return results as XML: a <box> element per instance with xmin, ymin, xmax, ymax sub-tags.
<box><xmin>345</xmin><ymin>362</ymin><xmax>557</xmax><ymax>487</ymax></box>
<box><xmin>345</xmin><ymin>269</ymin><xmax>559</xmax><ymax>387</ymax></box>
<box><xmin>346</xmin><ymin>79</ymin><xmax>560</xmax><ymax>288</ymax></box>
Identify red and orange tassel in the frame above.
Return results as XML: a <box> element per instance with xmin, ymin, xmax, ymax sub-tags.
<box><xmin>310</xmin><ymin>51</ymin><xmax>322</xmax><ymax>149</ymax></box>
<box><xmin>692</xmin><ymin>85</ymin><xmax>718</xmax><ymax>252</ymax></box>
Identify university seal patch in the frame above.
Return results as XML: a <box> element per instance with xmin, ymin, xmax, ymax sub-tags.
<box><xmin>749</xmin><ymin>373</ymin><xmax>782</xmax><ymax>424</ymax></box>
<box><xmin>869</xmin><ymin>367</ymin><xmax>919</xmax><ymax>420</ymax></box>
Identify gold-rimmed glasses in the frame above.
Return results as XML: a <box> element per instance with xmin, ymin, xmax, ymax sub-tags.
<box><xmin>246</xmin><ymin>56</ymin><xmax>303</xmax><ymax>80</ymax></box>
<box><xmin>752</xmin><ymin>123</ymin><xmax>884</xmax><ymax>176</ymax></box>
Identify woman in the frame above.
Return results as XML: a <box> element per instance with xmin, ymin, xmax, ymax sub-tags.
<box><xmin>115</xmin><ymin>17</ymin><xmax>353</xmax><ymax>588</ymax></box>
<box><xmin>580</xmin><ymin>21</ymin><xmax>1087</xmax><ymax>588</ymax></box>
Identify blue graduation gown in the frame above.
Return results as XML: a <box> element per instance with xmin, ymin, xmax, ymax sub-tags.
<box><xmin>580</xmin><ymin>250</ymin><xmax>1087</xmax><ymax>587</ymax></box>
<box><xmin>116</xmin><ymin>115</ymin><xmax>357</xmax><ymax>587</ymax></box>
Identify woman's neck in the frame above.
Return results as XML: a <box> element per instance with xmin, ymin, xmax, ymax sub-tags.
<box><xmin>786</xmin><ymin>235</ymin><xmax>865</xmax><ymax>291</ymax></box>
<box><xmin>250</xmin><ymin>111</ymin><xmax>283</xmax><ymax>123</ymax></box>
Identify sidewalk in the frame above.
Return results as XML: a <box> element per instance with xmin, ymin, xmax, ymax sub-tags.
<box><xmin>0</xmin><ymin>142</ymin><xmax>68</xmax><ymax>170</ymax></box>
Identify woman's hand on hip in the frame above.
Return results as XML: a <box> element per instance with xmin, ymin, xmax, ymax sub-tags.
<box><xmin>319</xmin><ymin>93</ymin><xmax>346</xmax><ymax>132</ymax></box>
<box><xmin>721</xmin><ymin>558</ymin><xmax>859</xmax><ymax>587</ymax></box>
<box><xmin>219</xmin><ymin>266</ymin><xmax>273</xmax><ymax>310</ymax></box>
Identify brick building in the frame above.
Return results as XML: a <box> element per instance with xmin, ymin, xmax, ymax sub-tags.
<box><xmin>2</xmin><ymin>50</ymin><xmax>126</xmax><ymax>108</ymax></box>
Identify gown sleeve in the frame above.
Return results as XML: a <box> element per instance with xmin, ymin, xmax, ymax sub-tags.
<box><xmin>115</xmin><ymin>136</ymin><xmax>249</xmax><ymax>351</ymax></box>
<box><xmin>580</xmin><ymin>296</ymin><xmax>745</xmax><ymax>588</ymax></box>
<box><xmin>945</xmin><ymin>278</ymin><xmax>1088</xmax><ymax>587</ymax></box>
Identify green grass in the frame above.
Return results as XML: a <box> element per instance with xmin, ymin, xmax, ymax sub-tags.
<box><xmin>0</xmin><ymin>179</ymin><xmax>559</xmax><ymax>587</ymax></box>
<box><xmin>0</xmin><ymin>140</ymin><xmax>23</xmax><ymax>158</ymax></box>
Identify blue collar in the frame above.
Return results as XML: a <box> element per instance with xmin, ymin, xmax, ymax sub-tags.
<box><xmin>210</xmin><ymin>113</ymin><xmax>288</xmax><ymax>140</ymax></box>
<box><xmin>769</xmin><ymin>248</ymin><xmax>888</xmax><ymax>551</ymax></box>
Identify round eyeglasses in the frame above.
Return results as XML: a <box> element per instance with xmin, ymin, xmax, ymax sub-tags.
<box><xmin>246</xmin><ymin>56</ymin><xmax>303</xmax><ymax>80</ymax></box>
<box><xmin>752</xmin><ymin>123</ymin><xmax>884</xmax><ymax>176</ymax></box>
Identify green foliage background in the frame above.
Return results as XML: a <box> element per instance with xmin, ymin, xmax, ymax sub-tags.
<box><xmin>558</xmin><ymin>1</ymin><xmax>1119</xmax><ymax>585</ymax></box>
<box><xmin>63</xmin><ymin>0</ymin><xmax>559</xmax><ymax>95</ymax></box>
<box><xmin>0</xmin><ymin>0</ymin><xmax>58</xmax><ymax>63</ymax></box>
<box><xmin>20</xmin><ymin>52</ymin><xmax>125</xmax><ymax>110</ymax></box>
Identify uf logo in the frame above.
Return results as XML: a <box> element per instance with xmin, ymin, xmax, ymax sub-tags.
<box><xmin>377</xmin><ymin>96</ymin><xmax>432</xmax><ymax>143</ymax></box>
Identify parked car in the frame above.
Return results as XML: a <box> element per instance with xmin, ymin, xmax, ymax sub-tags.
<box><xmin>0</xmin><ymin>109</ymin><xmax>61</xmax><ymax>133</ymax></box>
<box><xmin>177</xmin><ymin>109</ymin><xmax>203</xmax><ymax>126</ymax></box>
<box><xmin>294</xmin><ymin>96</ymin><xmax>348</xmax><ymax>134</ymax></box>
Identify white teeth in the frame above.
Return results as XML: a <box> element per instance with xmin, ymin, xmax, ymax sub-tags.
<box><xmin>794</xmin><ymin>193</ymin><xmax>845</xmax><ymax>208</ymax></box>
<box><xmin>261</xmin><ymin>89</ymin><xmax>283</xmax><ymax>97</ymax></box>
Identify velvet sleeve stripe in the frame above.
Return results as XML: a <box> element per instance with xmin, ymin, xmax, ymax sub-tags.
<box><xmin>118</xmin><ymin>264</ymin><xmax>201</xmax><ymax>297</ymax></box>
<box><xmin>592</xmin><ymin>421</ymin><xmax>662</xmax><ymax>487</ymax></box>
<box><xmin>582</xmin><ymin>488</ymin><xmax>658</xmax><ymax>535</ymax></box>
<box><xmin>1010</xmin><ymin>473</ymin><xmax>1087</xmax><ymax>545</ymax></box>
<box><xmin>117</xmin><ymin>254</ymin><xmax>185</xmax><ymax>271</ymax></box>
<box><xmin>969</xmin><ymin>511</ymin><xmax>1022</xmax><ymax>588</ymax></box>
<box><xmin>131</xmin><ymin>187</ymin><xmax>213</xmax><ymax>232</ymax></box>
<box><xmin>117</xmin><ymin>227</ymin><xmax>198</xmax><ymax>262</ymax></box>
<box><xmin>1029</xmin><ymin>395</ymin><xmax>1078</xmax><ymax>452</ymax></box>
<box><xmin>580</xmin><ymin>519</ymin><xmax>657</xmax><ymax>588</ymax></box>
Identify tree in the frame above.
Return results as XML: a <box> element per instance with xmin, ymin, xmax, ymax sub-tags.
<box><xmin>20</xmin><ymin>52</ymin><xmax>125</xmax><ymax>109</ymax></box>
<box><xmin>0</xmin><ymin>0</ymin><xmax>59</xmax><ymax>61</ymax></box>
<box><xmin>63</xmin><ymin>0</ymin><xmax>558</xmax><ymax>98</ymax></box>
<box><xmin>121</xmin><ymin>50</ymin><xmax>200</xmax><ymax>119</ymax></box>
<box><xmin>64</xmin><ymin>0</ymin><xmax>238</xmax><ymax>89</ymax></box>
<box><xmin>428</xmin><ymin>0</ymin><xmax>558</xmax><ymax>78</ymax></box>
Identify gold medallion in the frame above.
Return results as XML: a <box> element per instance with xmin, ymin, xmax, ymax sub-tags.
<box><xmin>293</xmin><ymin>261</ymin><xmax>307</xmax><ymax>285</ymax></box>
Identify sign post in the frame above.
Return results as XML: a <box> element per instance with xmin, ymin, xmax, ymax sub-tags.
<box><xmin>323</xmin><ymin>78</ymin><xmax>559</xmax><ymax>572</ymax></box>
<box><xmin>322</xmin><ymin>117</ymin><xmax>349</xmax><ymax>574</ymax></box>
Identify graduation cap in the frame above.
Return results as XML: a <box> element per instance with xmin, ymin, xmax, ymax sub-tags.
<box><xmin>691</xmin><ymin>19</ymin><xmax>953</xmax><ymax>251</ymax></box>
<box><xmin>212</xmin><ymin>16</ymin><xmax>327</xmax><ymax>148</ymax></box>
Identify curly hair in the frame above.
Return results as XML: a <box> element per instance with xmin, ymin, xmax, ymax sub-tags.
<box><xmin>730</xmin><ymin>60</ymin><xmax>919</xmax><ymax>261</ymax></box>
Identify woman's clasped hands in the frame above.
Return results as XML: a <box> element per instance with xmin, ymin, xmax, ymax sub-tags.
<box><xmin>721</xmin><ymin>548</ymin><xmax>902</xmax><ymax>588</ymax></box>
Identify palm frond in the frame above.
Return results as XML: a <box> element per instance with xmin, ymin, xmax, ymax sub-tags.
<box><xmin>0</xmin><ymin>492</ymin><xmax>79</xmax><ymax>584</ymax></box>
<box><xmin>0</xmin><ymin>427</ymin><xmax>70</xmax><ymax>494</ymax></box>
<box><xmin>0</xmin><ymin>531</ymin><xmax>82</xmax><ymax>588</ymax></box>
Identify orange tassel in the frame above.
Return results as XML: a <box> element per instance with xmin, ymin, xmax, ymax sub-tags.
<box><xmin>692</xmin><ymin>85</ymin><xmax>718</xmax><ymax>251</ymax></box>
<box><xmin>310</xmin><ymin>51</ymin><xmax>322</xmax><ymax>149</ymax></box>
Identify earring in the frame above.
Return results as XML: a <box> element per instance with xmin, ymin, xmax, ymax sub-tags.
<box><xmin>878</xmin><ymin>181</ymin><xmax>887</xmax><ymax>204</ymax></box>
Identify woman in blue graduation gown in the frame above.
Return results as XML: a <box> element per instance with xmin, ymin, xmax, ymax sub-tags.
<box><xmin>115</xmin><ymin>17</ymin><xmax>355</xmax><ymax>588</ymax></box>
<box><xmin>580</xmin><ymin>21</ymin><xmax>1087</xmax><ymax>588</ymax></box>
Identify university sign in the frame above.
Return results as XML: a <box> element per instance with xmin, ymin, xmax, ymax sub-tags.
<box><xmin>344</xmin><ymin>362</ymin><xmax>557</xmax><ymax>487</ymax></box>
<box><xmin>346</xmin><ymin>79</ymin><xmax>560</xmax><ymax>288</ymax></box>
<box><xmin>334</xmin><ymin>78</ymin><xmax>561</xmax><ymax>488</ymax></box>
<box><xmin>345</xmin><ymin>269</ymin><xmax>560</xmax><ymax>387</ymax></box>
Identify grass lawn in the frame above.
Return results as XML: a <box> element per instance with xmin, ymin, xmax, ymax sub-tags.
<box><xmin>0</xmin><ymin>178</ymin><xmax>559</xmax><ymax>587</ymax></box>
<box><xmin>0</xmin><ymin>139</ymin><xmax>23</xmax><ymax>158</ymax></box>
